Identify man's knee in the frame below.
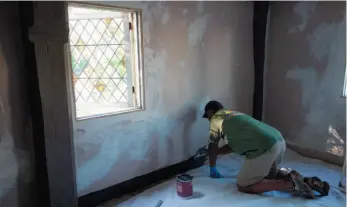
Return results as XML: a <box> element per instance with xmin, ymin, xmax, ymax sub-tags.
<box><xmin>237</xmin><ymin>177</ymin><xmax>260</xmax><ymax>193</ymax></box>
<box><xmin>237</xmin><ymin>184</ymin><xmax>248</xmax><ymax>192</ymax></box>
<box><xmin>266</xmin><ymin>164</ymin><xmax>278</xmax><ymax>179</ymax></box>
<box><xmin>237</xmin><ymin>184</ymin><xmax>256</xmax><ymax>194</ymax></box>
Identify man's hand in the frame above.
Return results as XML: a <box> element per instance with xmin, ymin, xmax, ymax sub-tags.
<box><xmin>210</xmin><ymin>166</ymin><xmax>223</xmax><ymax>178</ymax></box>
<box><xmin>196</xmin><ymin>146</ymin><xmax>208</xmax><ymax>155</ymax></box>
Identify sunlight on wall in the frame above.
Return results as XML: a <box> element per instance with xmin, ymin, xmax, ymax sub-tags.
<box><xmin>327</xmin><ymin>125</ymin><xmax>345</xmax><ymax>156</ymax></box>
<box><xmin>343</xmin><ymin>66</ymin><xmax>347</xmax><ymax>97</ymax></box>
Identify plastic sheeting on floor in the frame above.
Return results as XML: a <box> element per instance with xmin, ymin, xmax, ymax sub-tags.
<box><xmin>106</xmin><ymin>149</ymin><xmax>346</xmax><ymax>207</ymax></box>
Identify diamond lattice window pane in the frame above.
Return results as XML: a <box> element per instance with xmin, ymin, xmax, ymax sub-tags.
<box><xmin>94</xmin><ymin>64</ymin><xmax>104</xmax><ymax>77</ymax></box>
<box><xmin>89</xmin><ymin>71</ymin><xmax>98</xmax><ymax>79</ymax></box>
<box><xmin>112</xmin><ymin>19</ymin><xmax>124</xmax><ymax>44</ymax></box>
<box><xmin>104</xmin><ymin>46</ymin><xmax>115</xmax><ymax>61</ymax></box>
<box><xmin>116</xmin><ymin>45</ymin><xmax>125</xmax><ymax>58</ymax></box>
<box><xmin>107</xmin><ymin>80</ymin><xmax>118</xmax><ymax>103</ymax></box>
<box><xmin>103</xmin><ymin>18</ymin><xmax>113</xmax><ymax>44</ymax></box>
<box><xmin>80</xmin><ymin>30</ymin><xmax>91</xmax><ymax>44</ymax></box>
<box><xmin>74</xmin><ymin>21</ymin><xmax>84</xmax><ymax>36</ymax></box>
<box><xmin>68</xmin><ymin>6</ymin><xmax>130</xmax><ymax>106</ymax></box>
<box><xmin>119</xmin><ymin>95</ymin><xmax>127</xmax><ymax>102</ymax></box>
<box><xmin>98</xmin><ymin>82</ymin><xmax>108</xmax><ymax>100</ymax></box>
<box><xmin>86</xmin><ymin>80</ymin><xmax>95</xmax><ymax>94</ymax></box>
<box><xmin>74</xmin><ymin>79</ymin><xmax>84</xmax><ymax>93</ymax></box>
<box><xmin>118</xmin><ymin>79</ymin><xmax>127</xmax><ymax>94</ymax></box>
<box><xmin>76</xmin><ymin>95</ymin><xmax>83</xmax><ymax>103</ymax></box>
<box><xmin>84</xmin><ymin>21</ymin><xmax>95</xmax><ymax>43</ymax></box>
<box><xmin>99</xmin><ymin>20</ymin><xmax>111</xmax><ymax>43</ymax></box>
<box><xmin>100</xmin><ymin>56</ymin><xmax>109</xmax><ymax>72</ymax></box>
<box><xmin>112</xmin><ymin>61</ymin><xmax>125</xmax><ymax>78</ymax></box>
<box><xmin>112</xmin><ymin>90</ymin><xmax>123</xmax><ymax>102</ymax></box>
<box><xmin>88</xmin><ymin>55</ymin><xmax>98</xmax><ymax>69</ymax></box>
<box><xmin>93</xmin><ymin>46</ymin><xmax>105</xmax><ymax>60</ymax></box>
<box><xmin>113</xmin><ymin>79</ymin><xmax>128</xmax><ymax>101</ymax></box>
<box><xmin>80</xmin><ymin>87</ymin><xmax>90</xmax><ymax>101</ymax></box>
<box><xmin>69</xmin><ymin>20</ymin><xmax>77</xmax><ymax>31</ymax></box>
<box><xmin>83</xmin><ymin>67</ymin><xmax>93</xmax><ymax>78</ymax></box>
<box><xmin>79</xmin><ymin>20</ymin><xmax>88</xmax><ymax>27</ymax></box>
<box><xmin>90</xmin><ymin>88</ymin><xmax>100</xmax><ymax>102</ymax></box>
<box><xmin>102</xmin><ymin>89</ymin><xmax>112</xmax><ymax>101</ymax></box>
<box><xmin>105</xmin><ymin>65</ymin><xmax>116</xmax><ymax>78</ymax></box>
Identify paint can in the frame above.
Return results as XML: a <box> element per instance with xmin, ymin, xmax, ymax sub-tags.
<box><xmin>176</xmin><ymin>174</ymin><xmax>193</xmax><ymax>199</ymax></box>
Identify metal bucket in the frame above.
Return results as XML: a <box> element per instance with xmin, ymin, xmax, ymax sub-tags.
<box><xmin>176</xmin><ymin>174</ymin><xmax>193</xmax><ymax>199</ymax></box>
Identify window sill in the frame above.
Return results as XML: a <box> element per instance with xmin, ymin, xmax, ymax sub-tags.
<box><xmin>75</xmin><ymin>107</ymin><xmax>144</xmax><ymax>121</ymax></box>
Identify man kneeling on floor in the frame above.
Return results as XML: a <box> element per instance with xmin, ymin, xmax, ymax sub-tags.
<box><xmin>199</xmin><ymin>100</ymin><xmax>330</xmax><ymax>199</ymax></box>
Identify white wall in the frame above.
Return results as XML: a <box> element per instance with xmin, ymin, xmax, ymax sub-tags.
<box><xmin>264</xmin><ymin>2</ymin><xmax>346</xmax><ymax>161</ymax></box>
<box><xmin>73</xmin><ymin>1</ymin><xmax>254</xmax><ymax>196</ymax></box>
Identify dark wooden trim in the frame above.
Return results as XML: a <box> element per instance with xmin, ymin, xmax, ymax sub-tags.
<box><xmin>252</xmin><ymin>1</ymin><xmax>270</xmax><ymax>121</ymax></box>
<box><xmin>78</xmin><ymin>156</ymin><xmax>207</xmax><ymax>207</ymax></box>
<box><xmin>18</xmin><ymin>2</ymin><xmax>51</xmax><ymax>207</ymax></box>
<box><xmin>29</xmin><ymin>2</ymin><xmax>78</xmax><ymax>206</ymax></box>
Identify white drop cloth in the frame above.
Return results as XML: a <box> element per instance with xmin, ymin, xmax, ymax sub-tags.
<box><xmin>110</xmin><ymin>150</ymin><xmax>346</xmax><ymax>207</ymax></box>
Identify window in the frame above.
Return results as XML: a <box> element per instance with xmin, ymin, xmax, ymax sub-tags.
<box><xmin>343</xmin><ymin>66</ymin><xmax>347</xmax><ymax>98</ymax></box>
<box><xmin>67</xmin><ymin>3</ymin><xmax>143</xmax><ymax>120</ymax></box>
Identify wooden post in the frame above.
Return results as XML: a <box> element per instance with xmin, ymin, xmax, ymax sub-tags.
<box><xmin>29</xmin><ymin>2</ymin><xmax>78</xmax><ymax>206</ymax></box>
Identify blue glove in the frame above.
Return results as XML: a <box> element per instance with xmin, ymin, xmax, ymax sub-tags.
<box><xmin>210</xmin><ymin>166</ymin><xmax>223</xmax><ymax>178</ymax></box>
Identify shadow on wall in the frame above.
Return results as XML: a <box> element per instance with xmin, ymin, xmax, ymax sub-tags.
<box><xmin>171</xmin><ymin>105</ymin><xmax>198</xmax><ymax>157</ymax></box>
<box><xmin>0</xmin><ymin>2</ymin><xmax>34</xmax><ymax>207</ymax></box>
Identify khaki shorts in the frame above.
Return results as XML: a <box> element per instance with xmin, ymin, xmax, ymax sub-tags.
<box><xmin>237</xmin><ymin>139</ymin><xmax>286</xmax><ymax>187</ymax></box>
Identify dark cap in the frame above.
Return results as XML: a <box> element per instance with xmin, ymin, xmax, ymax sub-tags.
<box><xmin>202</xmin><ymin>100</ymin><xmax>224</xmax><ymax>118</ymax></box>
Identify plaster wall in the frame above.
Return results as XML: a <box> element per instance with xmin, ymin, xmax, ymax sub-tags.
<box><xmin>73</xmin><ymin>1</ymin><xmax>254</xmax><ymax>196</ymax></box>
<box><xmin>264</xmin><ymin>2</ymin><xmax>346</xmax><ymax>162</ymax></box>
<box><xmin>0</xmin><ymin>2</ymin><xmax>35</xmax><ymax>206</ymax></box>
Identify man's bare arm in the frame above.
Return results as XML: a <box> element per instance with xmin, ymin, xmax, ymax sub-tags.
<box><xmin>208</xmin><ymin>142</ymin><xmax>225</xmax><ymax>178</ymax></box>
<box><xmin>218</xmin><ymin>145</ymin><xmax>233</xmax><ymax>155</ymax></box>
<box><xmin>208</xmin><ymin>142</ymin><xmax>219</xmax><ymax>167</ymax></box>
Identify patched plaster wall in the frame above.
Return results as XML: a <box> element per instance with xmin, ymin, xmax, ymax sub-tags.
<box><xmin>264</xmin><ymin>2</ymin><xmax>346</xmax><ymax>161</ymax></box>
<box><xmin>0</xmin><ymin>2</ymin><xmax>35</xmax><ymax>206</ymax></box>
<box><xmin>73</xmin><ymin>1</ymin><xmax>254</xmax><ymax>196</ymax></box>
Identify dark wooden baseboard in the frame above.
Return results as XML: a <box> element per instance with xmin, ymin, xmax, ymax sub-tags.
<box><xmin>78</xmin><ymin>156</ymin><xmax>207</xmax><ymax>207</ymax></box>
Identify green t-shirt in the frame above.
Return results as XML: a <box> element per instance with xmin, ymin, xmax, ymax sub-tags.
<box><xmin>209</xmin><ymin>109</ymin><xmax>283</xmax><ymax>159</ymax></box>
